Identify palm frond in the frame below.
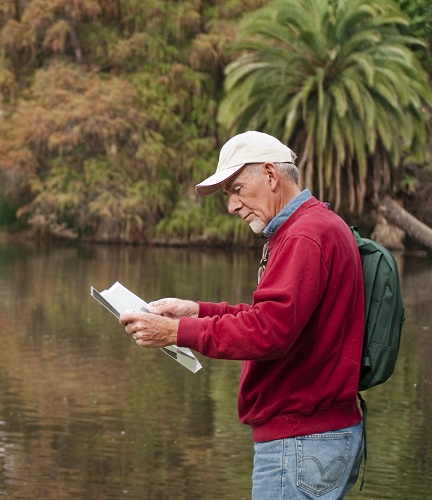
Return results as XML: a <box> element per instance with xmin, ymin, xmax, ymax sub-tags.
<box><xmin>219</xmin><ymin>0</ymin><xmax>432</xmax><ymax>213</ymax></box>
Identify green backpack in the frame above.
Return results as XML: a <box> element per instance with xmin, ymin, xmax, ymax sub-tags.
<box><xmin>350</xmin><ymin>226</ymin><xmax>405</xmax><ymax>391</ymax></box>
<box><xmin>350</xmin><ymin>226</ymin><xmax>405</xmax><ymax>490</ymax></box>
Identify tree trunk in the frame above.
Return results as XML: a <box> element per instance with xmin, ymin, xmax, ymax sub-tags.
<box><xmin>377</xmin><ymin>196</ymin><xmax>432</xmax><ymax>252</ymax></box>
<box><xmin>64</xmin><ymin>16</ymin><xmax>83</xmax><ymax>63</ymax></box>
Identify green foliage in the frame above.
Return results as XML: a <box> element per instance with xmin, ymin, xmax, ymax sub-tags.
<box><xmin>395</xmin><ymin>0</ymin><xmax>432</xmax><ymax>71</ymax></box>
<box><xmin>0</xmin><ymin>194</ymin><xmax>17</xmax><ymax>227</ymax></box>
<box><xmin>400</xmin><ymin>172</ymin><xmax>419</xmax><ymax>195</ymax></box>
<box><xmin>219</xmin><ymin>0</ymin><xmax>432</xmax><ymax>214</ymax></box>
<box><xmin>156</xmin><ymin>194</ymin><xmax>257</xmax><ymax>246</ymax></box>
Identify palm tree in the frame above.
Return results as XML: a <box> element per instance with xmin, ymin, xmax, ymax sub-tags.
<box><xmin>218</xmin><ymin>0</ymin><xmax>432</xmax><ymax>215</ymax></box>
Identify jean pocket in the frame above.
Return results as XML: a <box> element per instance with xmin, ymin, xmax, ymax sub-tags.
<box><xmin>296</xmin><ymin>430</ymin><xmax>352</xmax><ymax>496</ymax></box>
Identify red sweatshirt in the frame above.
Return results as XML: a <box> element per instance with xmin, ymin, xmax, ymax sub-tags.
<box><xmin>178</xmin><ymin>198</ymin><xmax>364</xmax><ymax>442</ymax></box>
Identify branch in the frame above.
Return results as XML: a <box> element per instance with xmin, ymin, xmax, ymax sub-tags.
<box><xmin>380</xmin><ymin>196</ymin><xmax>432</xmax><ymax>252</ymax></box>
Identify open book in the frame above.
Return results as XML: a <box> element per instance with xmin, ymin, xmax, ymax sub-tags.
<box><xmin>90</xmin><ymin>282</ymin><xmax>202</xmax><ymax>373</ymax></box>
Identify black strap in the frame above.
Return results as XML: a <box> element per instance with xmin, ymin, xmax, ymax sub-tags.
<box><xmin>358</xmin><ymin>392</ymin><xmax>368</xmax><ymax>491</ymax></box>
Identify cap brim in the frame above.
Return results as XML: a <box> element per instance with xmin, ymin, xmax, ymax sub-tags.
<box><xmin>195</xmin><ymin>164</ymin><xmax>245</xmax><ymax>196</ymax></box>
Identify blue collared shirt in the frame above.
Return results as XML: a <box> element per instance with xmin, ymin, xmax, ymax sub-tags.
<box><xmin>263</xmin><ymin>189</ymin><xmax>312</xmax><ymax>238</ymax></box>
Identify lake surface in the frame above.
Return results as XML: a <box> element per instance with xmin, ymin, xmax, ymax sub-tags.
<box><xmin>0</xmin><ymin>239</ymin><xmax>431</xmax><ymax>499</ymax></box>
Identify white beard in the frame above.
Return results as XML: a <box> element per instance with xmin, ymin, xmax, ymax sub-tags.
<box><xmin>249</xmin><ymin>217</ymin><xmax>266</xmax><ymax>234</ymax></box>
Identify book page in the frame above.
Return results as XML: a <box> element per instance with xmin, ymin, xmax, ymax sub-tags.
<box><xmin>98</xmin><ymin>282</ymin><xmax>149</xmax><ymax>316</ymax></box>
<box><xmin>90</xmin><ymin>282</ymin><xmax>202</xmax><ymax>373</ymax></box>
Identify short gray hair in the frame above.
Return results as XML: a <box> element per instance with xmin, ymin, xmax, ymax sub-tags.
<box><xmin>247</xmin><ymin>161</ymin><xmax>299</xmax><ymax>184</ymax></box>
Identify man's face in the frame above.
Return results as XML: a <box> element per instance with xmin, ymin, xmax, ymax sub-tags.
<box><xmin>222</xmin><ymin>165</ymin><xmax>272</xmax><ymax>234</ymax></box>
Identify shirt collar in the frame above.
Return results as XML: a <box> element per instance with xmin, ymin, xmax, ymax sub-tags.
<box><xmin>263</xmin><ymin>189</ymin><xmax>312</xmax><ymax>238</ymax></box>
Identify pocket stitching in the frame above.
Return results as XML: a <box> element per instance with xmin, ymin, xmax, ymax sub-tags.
<box><xmin>296</xmin><ymin>432</ymin><xmax>352</xmax><ymax>496</ymax></box>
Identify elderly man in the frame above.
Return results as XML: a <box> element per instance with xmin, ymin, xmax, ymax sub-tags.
<box><xmin>120</xmin><ymin>131</ymin><xmax>364</xmax><ymax>499</ymax></box>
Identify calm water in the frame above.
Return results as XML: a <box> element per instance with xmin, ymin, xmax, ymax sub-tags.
<box><xmin>0</xmin><ymin>239</ymin><xmax>431</xmax><ymax>499</ymax></box>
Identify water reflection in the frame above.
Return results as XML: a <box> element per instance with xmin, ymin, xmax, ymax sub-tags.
<box><xmin>0</xmin><ymin>239</ymin><xmax>431</xmax><ymax>499</ymax></box>
<box><xmin>347</xmin><ymin>253</ymin><xmax>432</xmax><ymax>500</ymax></box>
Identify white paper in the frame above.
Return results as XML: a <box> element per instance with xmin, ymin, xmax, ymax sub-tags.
<box><xmin>90</xmin><ymin>282</ymin><xmax>202</xmax><ymax>373</ymax></box>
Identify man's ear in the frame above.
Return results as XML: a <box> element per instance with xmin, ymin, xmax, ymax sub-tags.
<box><xmin>263</xmin><ymin>163</ymin><xmax>279</xmax><ymax>191</ymax></box>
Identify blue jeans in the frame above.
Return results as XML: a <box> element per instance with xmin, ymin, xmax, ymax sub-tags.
<box><xmin>252</xmin><ymin>423</ymin><xmax>364</xmax><ymax>499</ymax></box>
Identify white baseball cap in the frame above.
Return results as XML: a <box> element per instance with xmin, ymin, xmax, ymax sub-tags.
<box><xmin>195</xmin><ymin>131</ymin><xmax>295</xmax><ymax>195</ymax></box>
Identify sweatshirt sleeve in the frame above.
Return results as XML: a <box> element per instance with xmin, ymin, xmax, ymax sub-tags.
<box><xmin>177</xmin><ymin>234</ymin><xmax>328</xmax><ymax>361</ymax></box>
<box><xmin>197</xmin><ymin>301</ymin><xmax>250</xmax><ymax>318</ymax></box>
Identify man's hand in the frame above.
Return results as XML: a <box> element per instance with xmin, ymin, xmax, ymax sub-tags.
<box><xmin>119</xmin><ymin>311</ymin><xmax>179</xmax><ymax>348</ymax></box>
<box><xmin>147</xmin><ymin>298</ymin><xmax>199</xmax><ymax>319</ymax></box>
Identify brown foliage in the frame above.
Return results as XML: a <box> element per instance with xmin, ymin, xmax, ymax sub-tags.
<box><xmin>0</xmin><ymin>0</ymin><xmax>273</xmax><ymax>243</ymax></box>
<box><xmin>0</xmin><ymin>60</ymin><xmax>176</xmax><ymax>241</ymax></box>
<box><xmin>1</xmin><ymin>0</ymin><xmax>102</xmax><ymax>63</ymax></box>
<box><xmin>16</xmin><ymin>61</ymin><xmax>141</xmax><ymax>158</ymax></box>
